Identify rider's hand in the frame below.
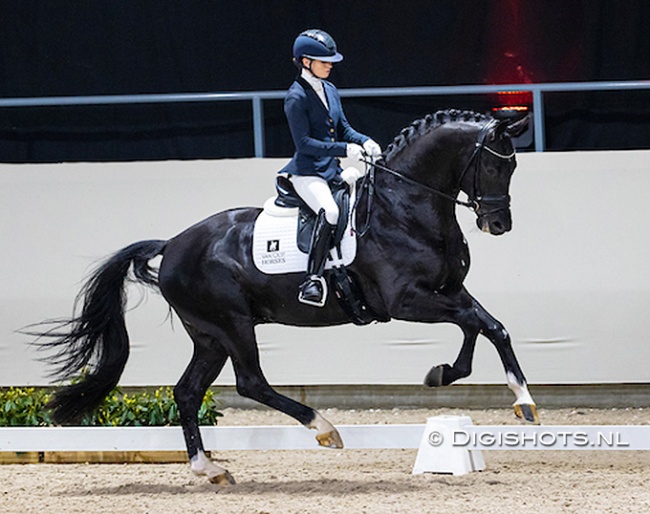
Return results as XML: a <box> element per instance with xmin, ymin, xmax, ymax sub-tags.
<box><xmin>340</xmin><ymin>166</ymin><xmax>365</xmax><ymax>185</ymax></box>
<box><xmin>363</xmin><ymin>139</ymin><xmax>382</xmax><ymax>160</ymax></box>
<box><xmin>346</xmin><ymin>143</ymin><xmax>365</xmax><ymax>163</ymax></box>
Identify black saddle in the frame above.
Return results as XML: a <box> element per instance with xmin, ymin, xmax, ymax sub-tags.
<box><xmin>275</xmin><ymin>175</ymin><xmax>350</xmax><ymax>255</ymax></box>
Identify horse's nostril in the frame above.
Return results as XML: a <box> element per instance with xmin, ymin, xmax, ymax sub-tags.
<box><xmin>490</xmin><ymin>221</ymin><xmax>508</xmax><ymax>235</ymax></box>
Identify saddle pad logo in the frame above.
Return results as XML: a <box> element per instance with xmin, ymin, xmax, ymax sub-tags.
<box><xmin>260</xmin><ymin>238</ymin><xmax>286</xmax><ymax>267</ymax></box>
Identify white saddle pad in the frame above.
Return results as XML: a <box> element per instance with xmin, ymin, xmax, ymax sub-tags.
<box><xmin>253</xmin><ymin>197</ymin><xmax>357</xmax><ymax>275</ymax></box>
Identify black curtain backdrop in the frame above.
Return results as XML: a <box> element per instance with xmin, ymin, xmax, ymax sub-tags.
<box><xmin>1</xmin><ymin>0</ymin><xmax>649</xmax><ymax>162</ymax></box>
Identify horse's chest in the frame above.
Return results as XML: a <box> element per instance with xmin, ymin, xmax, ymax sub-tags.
<box><xmin>368</xmin><ymin>232</ymin><xmax>468</xmax><ymax>291</ymax></box>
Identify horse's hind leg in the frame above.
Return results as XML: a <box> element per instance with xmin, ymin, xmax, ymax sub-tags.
<box><xmin>174</xmin><ymin>322</ymin><xmax>235</xmax><ymax>485</ymax></box>
<box><xmin>211</xmin><ymin>313</ymin><xmax>344</xmax><ymax>449</ymax></box>
<box><xmin>235</xmin><ymin>334</ymin><xmax>344</xmax><ymax>448</ymax></box>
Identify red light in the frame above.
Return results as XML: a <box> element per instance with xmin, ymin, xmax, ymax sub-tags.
<box><xmin>496</xmin><ymin>90</ymin><xmax>532</xmax><ymax>105</ymax></box>
<box><xmin>492</xmin><ymin>90</ymin><xmax>532</xmax><ymax>114</ymax></box>
<box><xmin>493</xmin><ymin>106</ymin><xmax>529</xmax><ymax>112</ymax></box>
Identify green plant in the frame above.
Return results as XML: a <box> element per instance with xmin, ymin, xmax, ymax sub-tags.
<box><xmin>0</xmin><ymin>386</ymin><xmax>222</xmax><ymax>427</ymax></box>
<box><xmin>0</xmin><ymin>387</ymin><xmax>53</xmax><ymax>426</ymax></box>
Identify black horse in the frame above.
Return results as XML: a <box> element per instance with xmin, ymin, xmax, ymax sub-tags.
<box><xmin>36</xmin><ymin>109</ymin><xmax>534</xmax><ymax>485</ymax></box>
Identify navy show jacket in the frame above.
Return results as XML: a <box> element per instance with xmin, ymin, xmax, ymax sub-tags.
<box><xmin>280</xmin><ymin>76</ymin><xmax>369</xmax><ymax>182</ymax></box>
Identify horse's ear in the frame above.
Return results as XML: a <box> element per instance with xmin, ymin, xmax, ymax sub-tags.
<box><xmin>491</xmin><ymin>113</ymin><xmax>530</xmax><ymax>141</ymax></box>
<box><xmin>504</xmin><ymin>114</ymin><xmax>530</xmax><ymax>138</ymax></box>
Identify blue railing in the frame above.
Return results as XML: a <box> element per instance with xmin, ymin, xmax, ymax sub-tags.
<box><xmin>1</xmin><ymin>80</ymin><xmax>648</xmax><ymax>156</ymax></box>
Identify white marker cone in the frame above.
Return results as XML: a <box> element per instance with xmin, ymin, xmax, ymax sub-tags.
<box><xmin>412</xmin><ymin>415</ymin><xmax>485</xmax><ymax>476</ymax></box>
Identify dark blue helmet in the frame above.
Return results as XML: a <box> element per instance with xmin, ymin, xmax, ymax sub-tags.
<box><xmin>292</xmin><ymin>29</ymin><xmax>343</xmax><ymax>66</ymax></box>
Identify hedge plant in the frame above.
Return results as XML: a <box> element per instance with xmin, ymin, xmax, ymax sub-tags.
<box><xmin>0</xmin><ymin>386</ymin><xmax>222</xmax><ymax>427</ymax></box>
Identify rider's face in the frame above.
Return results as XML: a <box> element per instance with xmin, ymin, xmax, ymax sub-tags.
<box><xmin>304</xmin><ymin>58</ymin><xmax>333</xmax><ymax>79</ymax></box>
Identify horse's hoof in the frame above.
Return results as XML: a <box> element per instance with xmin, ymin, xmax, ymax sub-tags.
<box><xmin>514</xmin><ymin>403</ymin><xmax>540</xmax><ymax>425</ymax></box>
<box><xmin>209</xmin><ymin>471</ymin><xmax>237</xmax><ymax>485</ymax></box>
<box><xmin>424</xmin><ymin>364</ymin><xmax>447</xmax><ymax>387</ymax></box>
<box><xmin>316</xmin><ymin>429</ymin><xmax>344</xmax><ymax>449</ymax></box>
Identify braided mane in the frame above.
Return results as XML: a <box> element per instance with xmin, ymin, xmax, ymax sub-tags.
<box><xmin>383</xmin><ymin>109</ymin><xmax>488</xmax><ymax>162</ymax></box>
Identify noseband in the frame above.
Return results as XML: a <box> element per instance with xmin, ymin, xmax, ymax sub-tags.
<box><xmin>355</xmin><ymin>119</ymin><xmax>514</xmax><ymax>236</ymax></box>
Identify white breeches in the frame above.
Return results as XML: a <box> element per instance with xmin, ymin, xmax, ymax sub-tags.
<box><xmin>289</xmin><ymin>175</ymin><xmax>339</xmax><ymax>225</ymax></box>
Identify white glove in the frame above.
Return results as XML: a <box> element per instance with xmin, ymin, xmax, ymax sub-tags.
<box><xmin>346</xmin><ymin>143</ymin><xmax>365</xmax><ymax>163</ymax></box>
<box><xmin>363</xmin><ymin>139</ymin><xmax>382</xmax><ymax>160</ymax></box>
<box><xmin>340</xmin><ymin>166</ymin><xmax>365</xmax><ymax>185</ymax></box>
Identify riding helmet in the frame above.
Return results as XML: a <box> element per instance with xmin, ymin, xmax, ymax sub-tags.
<box><xmin>292</xmin><ymin>29</ymin><xmax>343</xmax><ymax>66</ymax></box>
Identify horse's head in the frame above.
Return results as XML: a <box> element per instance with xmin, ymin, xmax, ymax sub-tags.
<box><xmin>377</xmin><ymin>110</ymin><xmax>529</xmax><ymax>236</ymax></box>
<box><xmin>462</xmin><ymin>114</ymin><xmax>530</xmax><ymax>236</ymax></box>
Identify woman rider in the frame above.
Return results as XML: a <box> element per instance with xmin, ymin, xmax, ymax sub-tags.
<box><xmin>281</xmin><ymin>29</ymin><xmax>382</xmax><ymax>307</ymax></box>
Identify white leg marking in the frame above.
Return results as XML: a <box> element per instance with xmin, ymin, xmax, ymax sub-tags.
<box><xmin>306</xmin><ymin>411</ymin><xmax>336</xmax><ymax>435</ymax></box>
<box><xmin>190</xmin><ymin>450</ymin><xmax>228</xmax><ymax>480</ymax></box>
<box><xmin>507</xmin><ymin>371</ymin><xmax>535</xmax><ymax>406</ymax></box>
<box><xmin>307</xmin><ymin>410</ymin><xmax>344</xmax><ymax>448</ymax></box>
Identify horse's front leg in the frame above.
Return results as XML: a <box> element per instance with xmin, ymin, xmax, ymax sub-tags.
<box><xmin>472</xmin><ymin>297</ymin><xmax>539</xmax><ymax>424</ymax></box>
<box><xmin>423</xmin><ymin>289</ymin><xmax>539</xmax><ymax>424</ymax></box>
<box><xmin>423</xmin><ymin>316</ymin><xmax>479</xmax><ymax>387</ymax></box>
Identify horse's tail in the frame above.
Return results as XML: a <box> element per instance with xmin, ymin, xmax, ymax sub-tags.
<box><xmin>34</xmin><ymin>239</ymin><xmax>167</xmax><ymax>424</ymax></box>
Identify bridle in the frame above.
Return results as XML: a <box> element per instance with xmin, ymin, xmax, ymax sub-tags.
<box><xmin>354</xmin><ymin>119</ymin><xmax>515</xmax><ymax>237</ymax></box>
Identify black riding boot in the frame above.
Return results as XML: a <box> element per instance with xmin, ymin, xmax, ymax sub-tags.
<box><xmin>299</xmin><ymin>209</ymin><xmax>335</xmax><ymax>307</ymax></box>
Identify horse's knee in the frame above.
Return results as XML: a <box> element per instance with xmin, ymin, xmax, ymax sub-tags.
<box><xmin>480</xmin><ymin>317</ymin><xmax>510</xmax><ymax>345</ymax></box>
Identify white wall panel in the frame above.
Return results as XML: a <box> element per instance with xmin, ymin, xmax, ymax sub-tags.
<box><xmin>1</xmin><ymin>151</ymin><xmax>648</xmax><ymax>386</ymax></box>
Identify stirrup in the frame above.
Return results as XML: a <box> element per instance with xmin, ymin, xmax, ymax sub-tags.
<box><xmin>298</xmin><ymin>275</ymin><xmax>328</xmax><ymax>307</ymax></box>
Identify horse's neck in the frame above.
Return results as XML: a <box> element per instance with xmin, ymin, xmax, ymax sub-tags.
<box><xmin>390</xmin><ymin>128</ymin><xmax>468</xmax><ymax>189</ymax></box>
<box><xmin>362</xmin><ymin>125</ymin><xmax>474</xmax><ymax>244</ymax></box>
<box><xmin>368</xmin><ymin>170</ymin><xmax>461</xmax><ymax>244</ymax></box>
<box><xmin>357</xmin><ymin>169</ymin><xmax>468</xmax><ymax>295</ymax></box>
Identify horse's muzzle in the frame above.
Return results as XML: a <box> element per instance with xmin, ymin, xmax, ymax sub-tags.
<box><xmin>477</xmin><ymin>212</ymin><xmax>512</xmax><ymax>235</ymax></box>
<box><xmin>475</xmin><ymin>195</ymin><xmax>512</xmax><ymax>235</ymax></box>
<box><xmin>475</xmin><ymin>194</ymin><xmax>512</xmax><ymax>236</ymax></box>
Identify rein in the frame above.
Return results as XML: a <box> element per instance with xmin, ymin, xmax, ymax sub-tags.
<box><xmin>353</xmin><ymin>119</ymin><xmax>514</xmax><ymax>237</ymax></box>
<box><xmin>363</xmin><ymin>159</ymin><xmax>476</xmax><ymax>209</ymax></box>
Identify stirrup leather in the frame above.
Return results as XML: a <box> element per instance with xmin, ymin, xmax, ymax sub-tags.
<box><xmin>298</xmin><ymin>275</ymin><xmax>328</xmax><ymax>307</ymax></box>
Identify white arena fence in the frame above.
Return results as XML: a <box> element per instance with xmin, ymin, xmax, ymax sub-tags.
<box><xmin>1</xmin><ymin>423</ymin><xmax>649</xmax><ymax>452</ymax></box>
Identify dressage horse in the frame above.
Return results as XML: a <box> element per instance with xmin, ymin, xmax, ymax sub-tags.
<box><xmin>36</xmin><ymin>109</ymin><xmax>534</xmax><ymax>485</ymax></box>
